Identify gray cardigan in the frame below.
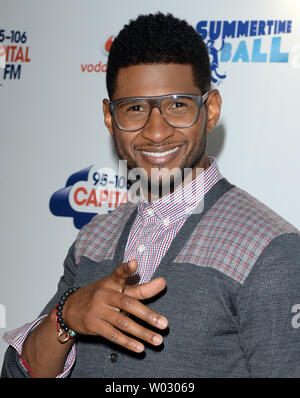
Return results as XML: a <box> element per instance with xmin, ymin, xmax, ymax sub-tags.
<box><xmin>2</xmin><ymin>178</ymin><xmax>300</xmax><ymax>377</ymax></box>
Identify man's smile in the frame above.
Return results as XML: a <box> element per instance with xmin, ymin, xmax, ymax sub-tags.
<box><xmin>137</xmin><ymin>145</ymin><xmax>185</xmax><ymax>165</ymax></box>
<box><xmin>141</xmin><ymin>146</ymin><xmax>180</xmax><ymax>157</ymax></box>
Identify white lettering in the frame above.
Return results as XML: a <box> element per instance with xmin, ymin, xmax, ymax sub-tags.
<box><xmin>291</xmin><ymin>304</ymin><xmax>300</xmax><ymax>328</ymax></box>
<box><xmin>105</xmin><ymin>382</ymin><xmax>139</xmax><ymax>395</ymax></box>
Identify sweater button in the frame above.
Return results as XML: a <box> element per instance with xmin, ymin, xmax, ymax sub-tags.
<box><xmin>109</xmin><ymin>352</ymin><xmax>119</xmax><ymax>362</ymax></box>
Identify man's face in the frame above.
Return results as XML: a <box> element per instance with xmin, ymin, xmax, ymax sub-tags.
<box><xmin>103</xmin><ymin>63</ymin><xmax>221</xmax><ymax>194</ymax></box>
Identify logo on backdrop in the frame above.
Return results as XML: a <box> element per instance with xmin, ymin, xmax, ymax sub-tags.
<box><xmin>196</xmin><ymin>19</ymin><xmax>293</xmax><ymax>84</ymax></box>
<box><xmin>50</xmin><ymin>162</ymin><xmax>130</xmax><ymax>229</ymax></box>
<box><xmin>80</xmin><ymin>35</ymin><xmax>114</xmax><ymax>74</ymax></box>
<box><xmin>80</xmin><ymin>20</ymin><xmax>297</xmax><ymax>81</ymax></box>
<box><xmin>0</xmin><ymin>29</ymin><xmax>31</xmax><ymax>85</ymax></box>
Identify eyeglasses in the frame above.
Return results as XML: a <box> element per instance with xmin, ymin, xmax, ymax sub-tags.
<box><xmin>108</xmin><ymin>92</ymin><xmax>209</xmax><ymax>132</ymax></box>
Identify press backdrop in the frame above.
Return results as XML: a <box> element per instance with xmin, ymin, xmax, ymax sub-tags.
<box><xmin>1</xmin><ymin>0</ymin><xmax>300</xmax><ymax>365</ymax></box>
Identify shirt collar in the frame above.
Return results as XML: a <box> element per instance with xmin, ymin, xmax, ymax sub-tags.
<box><xmin>137</xmin><ymin>157</ymin><xmax>222</xmax><ymax>226</ymax></box>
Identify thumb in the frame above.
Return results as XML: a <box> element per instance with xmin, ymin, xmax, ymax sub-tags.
<box><xmin>110</xmin><ymin>259</ymin><xmax>138</xmax><ymax>290</ymax></box>
<box><xmin>125</xmin><ymin>277</ymin><xmax>167</xmax><ymax>300</ymax></box>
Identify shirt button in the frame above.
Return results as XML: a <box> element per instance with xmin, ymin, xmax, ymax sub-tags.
<box><xmin>137</xmin><ymin>244</ymin><xmax>146</xmax><ymax>254</ymax></box>
<box><xmin>147</xmin><ymin>208</ymin><xmax>154</xmax><ymax>216</ymax></box>
<box><xmin>163</xmin><ymin>218</ymin><xmax>170</xmax><ymax>227</ymax></box>
<box><xmin>109</xmin><ymin>353</ymin><xmax>119</xmax><ymax>362</ymax></box>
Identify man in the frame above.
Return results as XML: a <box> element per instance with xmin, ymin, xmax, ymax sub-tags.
<box><xmin>2</xmin><ymin>12</ymin><xmax>300</xmax><ymax>378</ymax></box>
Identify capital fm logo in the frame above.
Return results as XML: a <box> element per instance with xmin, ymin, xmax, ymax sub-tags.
<box><xmin>0</xmin><ymin>29</ymin><xmax>31</xmax><ymax>85</ymax></box>
<box><xmin>196</xmin><ymin>19</ymin><xmax>297</xmax><ymax>85</ymax></box>
<box><xmin>50</xmin><ymin>162</ymin><xmax>134</xmax><ymax>229</ymax></box>
<box><xmin>80</xmin><ymin>35</ymin><xmax>114</xmax><ymax>73</ymax></box>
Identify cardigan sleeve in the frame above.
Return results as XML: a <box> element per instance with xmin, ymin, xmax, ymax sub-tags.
<box><xmin>237</xmin><ymin>232</ymin><xmax>300</xmax><ymax>377</ymax></box>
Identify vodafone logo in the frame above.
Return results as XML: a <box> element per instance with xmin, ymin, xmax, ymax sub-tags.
<box><xmin>103</xmin><ymin>35</ymin><xmax>114</xmax><ymax>55</ymax></box>
<box><xmin>81</xmin><ymin>35</ymin><xmax>114</xmax><ymax>73</ymax></box>
<box><xmin>81</xmin><ymin>61</ymin><xmax>107</xmax><ymax>73</ymax></box>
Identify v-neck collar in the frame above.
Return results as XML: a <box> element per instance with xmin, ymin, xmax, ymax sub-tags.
<box><xmin>113</xmin><ymin>178</ymin><xmax>234</xmax><ymax>281</ymax></box>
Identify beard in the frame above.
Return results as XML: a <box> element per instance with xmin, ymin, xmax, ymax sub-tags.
<box><xmin>112</xmin><ymin>126</ymin><xmax>207</xmax><ymax>200</ymax></box>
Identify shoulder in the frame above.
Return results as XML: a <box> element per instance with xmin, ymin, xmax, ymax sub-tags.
<box><xmin>214</xmin><ymin>185</ymin><xmax>298</xmax><ymax>235</ymax></box>
<box><xmin>176</xmin><ymin>186</ymin><xmax>299</xmax><ymax>284</ymax></box>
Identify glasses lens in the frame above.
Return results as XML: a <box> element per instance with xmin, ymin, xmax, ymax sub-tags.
<box><xmin>115</xmin><ymin>99</ymin><xmax>150</xmax><ymax>131</ymax></box>
<box><xmin>114</xmin><ymin>95</ymin><xmax>199</xmax><ymax>131</ymax></box>
<box><xmin>162</xmin><ymin>96</ymin><xmax>198</xmax><ymax>127</ymax></box>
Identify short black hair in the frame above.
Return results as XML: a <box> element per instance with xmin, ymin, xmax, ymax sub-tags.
<box><xmin>106</xmin><ymin>12</ymin><xmax>211</xmax><ymax>99</ymax></box>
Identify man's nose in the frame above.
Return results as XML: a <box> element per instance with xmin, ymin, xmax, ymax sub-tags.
<box><xmin>141</xmin><ymin>107</ymin><xmax>175</xmax><ymax>143</ymax></box>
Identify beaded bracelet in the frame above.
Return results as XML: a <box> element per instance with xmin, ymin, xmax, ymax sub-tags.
<box><xmin>55</xmin><ymin>287</ymin><xmax>79</xmax><ymax>343</ymax></box>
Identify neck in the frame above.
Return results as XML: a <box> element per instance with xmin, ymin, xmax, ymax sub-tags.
<box><xmin>144</xmin><ymin>154</ymin><xmax>211</xmax><ymax>202</ymax></box>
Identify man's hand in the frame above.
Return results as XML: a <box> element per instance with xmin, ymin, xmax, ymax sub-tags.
<box><xmin>63</xmin><ymin>259</ymin><xmax>168</xmax><ymax>353</ymax></box>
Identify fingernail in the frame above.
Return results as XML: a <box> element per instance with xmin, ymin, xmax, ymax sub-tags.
<box><xmin>157</xmin><ymin>317</ymin><xmax>168</xmax><ymax>329</ymax></box>
<box><xmin>153</xmin><ymin>335</ymin><xmax>163</xmax><ymax>345</ymax></box>
<box><xmin>136</xmin><ymin>343</ymin><xmax>144</xmax><ymax>352</ymax></box>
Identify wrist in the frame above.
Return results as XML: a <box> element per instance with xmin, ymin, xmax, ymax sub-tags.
<box><xmin>49</xmin><ymin>307</ymin><xmax>58</xmax><ymax>325</ymax></box>
<box><xmin>55</xmin><ymin>287</ymin><xmax>79</xmax><ymax>342</ymax></box>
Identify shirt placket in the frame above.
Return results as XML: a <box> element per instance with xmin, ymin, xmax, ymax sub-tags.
<box><xmin>135</xmin><ymin>208</ymin><xmax>158</xmax><ymax>283</ymax></box>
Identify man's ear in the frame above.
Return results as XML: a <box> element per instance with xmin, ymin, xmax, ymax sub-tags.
<box><xmin>103</xmin><ymin>99</ymin><xmax>114</xmax><ymax>137</ymax></box>
<box><xmin>205</xmin><ymin>89</ymin><xmax>222</xmax><ymax>133</ymax></box>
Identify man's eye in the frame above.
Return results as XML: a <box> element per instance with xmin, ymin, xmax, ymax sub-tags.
<box><xmin>126</xmin><ymin>104</ymin><xmax>146</xmax><ymax>112</ymax></box>
<box><xmin>129</xmin><ymin>105</ymin><xmax>143</xmax><ymax>111</ymax></box>
<box><xmin>171</xmin><ymin>101</ymin><xmax>187</xmax><ymax>108</ymax></box>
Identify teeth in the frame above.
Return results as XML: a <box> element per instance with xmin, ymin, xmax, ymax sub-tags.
<box><xmin>142</xmin><ymin>147</ymin><xmax>179</xmax><ymax>157</ymax></box>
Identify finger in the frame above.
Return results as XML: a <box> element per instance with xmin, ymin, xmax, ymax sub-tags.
<box><xmin>108</xmin><ymin>310</ymin><xmax>164</xmax><ymax>347</ymax></box>
<box><xmin>125</xmin><ymin>277</ymin><xmax>166</xmax><ymax>300</ymax></box>
<box><xmin>111</xmin><ymin>291</ymin><xmax>168</xmax><ymax>330</ymax></box>
<box><xmin>110</xmin><ymin>259</ymin><xmax>138</xmax><ymax>291</ymax></box>
<box><xmin>96</xmin><ymin>319</ymin><xmax>145</xmax><ymax>353</ymax></box>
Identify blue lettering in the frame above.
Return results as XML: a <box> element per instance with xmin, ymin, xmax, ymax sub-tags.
<box><xmin>3</xmin><ymin>64</ymin><xmax>21</xmax><ymax>79</ymax></box>
<box><xmin>267</xmin><ymin>20</ymin><xmax>274</xmax><ymax>34</ymax></box>
<box><xmin>222</xmin><ymin>21</ymin><xmax>236</xmax><ymax>39</ymax></box>
<box><xmin>209</xmin><ymin>21</ymin><xmax>221</xmax><ymax>40</ymax></box>
<box><xmin>252</xmin><ymin>39</ymin><xmax>267</xmax><ymax>62</ymax></box>
<box><xmin>250</xmin><ymin>20</ymin><xmax>258</xmax><ymax>36</ymax></box>
<box><xmin>237</xmin><ymin>21</ymin><xmax>249</xmax><ymax>38</ymax></box>
<box><xmin>220</xmin><ymin>42</ymin><xmax>232</xmax><ymax>62</ymax></box>
<box><xmin>278</xmin><ymin>21</ymin><xmax>286</xmax><ymax>34</ymax></box>
<box><xmin>270</xmin><ymin>36</ymin><xmax>289</xmax><ymax>62</ymax></box>
<box><xmin>287</xmin><ymin>20</ymin><xmax>292</xmax><ymax>33</ymax></box>
<box><xmin>232</xmin><ymin>41</ymin><xmax>249</xmax><ymax>62</ymax></box>
<box><xmin>196</xmin><ymin>21</ymin><xmax>207</xmax><ymax>40</ymax></box>
<box><xmin>258</xmin><ymin>21</ymin><xmax>266</xmax><ymax>36</ymax></box>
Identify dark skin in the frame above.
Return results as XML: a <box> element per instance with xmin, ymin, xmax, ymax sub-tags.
<box><xmin>22</xmin><ymin>63</ymin><xmax>221</xmax><ymax>378</ymax></box>
<box><xmin>103</xmin><ymin>64</ymin><xmax>222</xmax><ymax>199</ymax></box>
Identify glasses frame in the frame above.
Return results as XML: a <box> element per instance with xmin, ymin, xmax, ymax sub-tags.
<box><xmin>108</xmin><ymin>92</ymin><xmax>209</xmax><ymax>132</ymax></box>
